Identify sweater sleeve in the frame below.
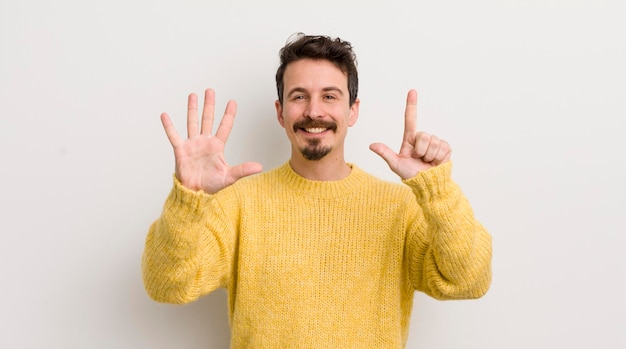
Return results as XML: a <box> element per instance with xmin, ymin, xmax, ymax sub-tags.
<box><xmin>141</xmin><ymin>176</ymin><xmax>238</xmax><ymax>304</ymax></box>
<box><xmin>403</xmin><ymin>162</ymin><xmax>492</xmax><ymax>300</ymax></box>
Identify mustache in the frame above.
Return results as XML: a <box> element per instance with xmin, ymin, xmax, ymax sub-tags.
<box><xmin>292</xmin><ymin>119</ymin><xmax>337</xmax><ymax>132</ymax></box>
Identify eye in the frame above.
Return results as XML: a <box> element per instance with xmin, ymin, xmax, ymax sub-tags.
<box><xmin>292</xmin><ymin>95</ymin><xmax>306</xmax><ymax>100</ymax></box>
<box><xmin>323</xmin><ymin>95</ymin><xmax>337</xmax><ymax>100</ymax></box>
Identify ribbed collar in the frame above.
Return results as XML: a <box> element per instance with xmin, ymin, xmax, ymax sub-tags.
<box><xmin>276</xmin><ymin>162</ymin><xmax>368</xmax><ymax>199</ymax></box>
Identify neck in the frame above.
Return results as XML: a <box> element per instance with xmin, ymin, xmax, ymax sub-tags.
<box><xmin>289</xmin><ymin>152</ymin><xmax>351</xmax><ymax>181</ymax></box>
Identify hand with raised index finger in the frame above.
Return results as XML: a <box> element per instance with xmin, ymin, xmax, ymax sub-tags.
<box><xmin>369</xmin><ymin>89</ymin><xmax>452</xmax><ymax>179</ymax></box>
<box><xmin>160</xmin><ymin>88</ymin><xmax>263</xmax><ymax>194</ymax></box>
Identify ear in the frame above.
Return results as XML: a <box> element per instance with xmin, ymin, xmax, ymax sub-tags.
<box><xmin>348</xmin><ymin>98</ymin><xmax>360</xmax><ymax>127</ymax></box>
<box><xmin>275</xmin><ymin>100</ymin><xmax>285</xmax><ymax>127</ymax></box>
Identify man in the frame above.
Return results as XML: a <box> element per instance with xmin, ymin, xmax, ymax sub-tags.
<box><xmin>142</xmin><ymin>33</ymin><xmax>492</xmax><ymax>348</ymax></box>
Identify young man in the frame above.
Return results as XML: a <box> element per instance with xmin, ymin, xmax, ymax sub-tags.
<box><xmin>142</xmin><ymin>34</ymin><xmax>492</xmax><ymax>348</ymax></box>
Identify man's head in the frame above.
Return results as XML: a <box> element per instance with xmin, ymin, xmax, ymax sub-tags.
<box><xmin>275</xmin><ymin>33</ymin><xmax>358</xmax><ymax>107</ymax></box>
<box><xmin>274</xmin><ymin>34</ymin><xmax>360</xmax><ymax>164</ymax></box>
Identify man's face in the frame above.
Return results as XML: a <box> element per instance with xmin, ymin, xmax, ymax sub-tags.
<box><xmin>275</xmin><ymin>58</ymin><xmax>359</xmax><ymax>161</ymax></box>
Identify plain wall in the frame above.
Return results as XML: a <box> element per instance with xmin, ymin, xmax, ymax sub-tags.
<box><xmin>1</xmin><ymin>0</ymin><xmax>625</xmax><ymax>348</ymax></box>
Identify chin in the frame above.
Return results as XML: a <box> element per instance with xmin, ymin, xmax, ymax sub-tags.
<box><xmin>301</xmin><ymin>146</ymin><xmax>332</xmax><ymax>161</ymax></box>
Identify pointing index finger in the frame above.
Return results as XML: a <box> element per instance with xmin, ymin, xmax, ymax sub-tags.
<box><xmin>403</xmin><ymin>89</ymin><xmax>418</xmax><ymax>139</ymax></box>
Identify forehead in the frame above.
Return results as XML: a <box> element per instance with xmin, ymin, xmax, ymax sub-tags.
<box><xmin>283</xmin><ymin>59</ymin><xmax>348</xmax><ymax>91</ymax></box>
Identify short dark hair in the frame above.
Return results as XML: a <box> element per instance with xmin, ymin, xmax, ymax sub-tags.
<box><xmin>275</xmin><ymin>33</ymin><xmax>358</xmax><ymax>106</ymax></box>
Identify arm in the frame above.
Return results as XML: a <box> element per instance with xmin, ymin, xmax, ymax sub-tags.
<box><xmin>404</xmin><ymin>162</ymin><xmax>492</xmax><ymax>299</ymax></box>
<box><xmin>142</xmin><ymin>88</ymin><xmax>260</xmax><ymax>303</ymax></box>
<box><xmin>370</xmin><ymin>89</ymin><xmax>492</xmax><ymax>299</ymax></box>
<box><xmin>142</xmin><ymin>179</ymin><xmax>237</xmax><ymax>304</ymax></box>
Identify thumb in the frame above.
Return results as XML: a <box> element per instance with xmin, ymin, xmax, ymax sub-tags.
<box><xmin>369</xmin><ymin>143</ymin><xmax>399</xmax><ymax>168</ymax></box>
<box><xmin>229</xmin><ymin>162</ymin><xmax>263</xmax><ymax>181</ymax></box>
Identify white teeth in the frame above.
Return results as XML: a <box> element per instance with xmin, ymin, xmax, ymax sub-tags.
<box><xmin>305</xmin><ymin>128</ymin><xmax>326</xmax><ymax>134</ymax></box>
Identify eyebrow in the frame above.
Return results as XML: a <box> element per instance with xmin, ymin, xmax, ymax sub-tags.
<box><xmin>286</xmin><ymin>86</ymin><xmax>345</xmax><ymax>97</ymax></box>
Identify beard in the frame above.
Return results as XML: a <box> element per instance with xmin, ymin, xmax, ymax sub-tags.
<box><xmin>300</xmin><ymin>138</ymin><xmax>331</xmax><ymax>161</ymax></box>
<box><xmin>293</xmin><ymin>118</ymin><xmax>337</xmax><ymax>161</ymax></box>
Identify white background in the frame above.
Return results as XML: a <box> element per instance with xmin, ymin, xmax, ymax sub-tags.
<box><xmin>1</xmin><ymin>0</ymin><xmax>625</xmax><ymax>348</ymax></box>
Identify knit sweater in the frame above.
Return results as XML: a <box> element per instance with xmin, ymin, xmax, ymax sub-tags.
<box><xmin>142</xmin><ymin>161</ymin><xmax>492</xmax><ymax>348</ymax></box>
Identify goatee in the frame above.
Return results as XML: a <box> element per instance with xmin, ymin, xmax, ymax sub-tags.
<box><xmin>300</xmin><ymin>138</ymin><xmax>331</xmax><ymax>161</ymax></box>
<box><xmin>294</xmin><ymin>118</ymin><xmax>336</xmax><ymax>161</ymax></box>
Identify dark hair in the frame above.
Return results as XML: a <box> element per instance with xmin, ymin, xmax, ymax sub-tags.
<box><xmin>275</xmin><ymin>33</ymin><xmax>358</xmax><ymax>106</ymax></box>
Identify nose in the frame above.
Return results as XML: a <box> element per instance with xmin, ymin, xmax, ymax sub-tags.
<box><xmin>304</xmin><ymin>98</ymin><xmax>324</xmax><ymax>118</ymax></box>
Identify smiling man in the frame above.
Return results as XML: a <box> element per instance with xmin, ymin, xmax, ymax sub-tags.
<box><xmin>142</xmin><ymin>33</ymin><xmax>492</xmax><ymax>348</ymax></box>
<box><xmin>277</xmin><ymin>58</ymin><xmax>358</xmax><ymax>179</ymax></box>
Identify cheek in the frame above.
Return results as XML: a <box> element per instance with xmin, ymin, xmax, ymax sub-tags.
<box><xmin>283</xmin><ymin>104</ymin><xmax>301</xmax><ymax>116</ymax></box>
<box><xmin>282</xmin><ymin>107</ymin><xmax>301</xmax><ymax>125</ymax></box>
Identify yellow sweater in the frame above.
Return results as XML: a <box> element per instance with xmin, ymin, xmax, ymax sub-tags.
<box><xmin>142</xmin><ymin>161</ymin><xmax>492</xmax><ymax>348</ymax></box>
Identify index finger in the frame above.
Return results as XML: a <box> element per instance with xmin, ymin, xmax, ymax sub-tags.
<box><xmin>403</xmin><ymin>89</ymin><xmax>418</xmax><ymax>139</ymax></box>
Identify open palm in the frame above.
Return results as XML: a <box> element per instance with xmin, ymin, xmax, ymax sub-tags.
<box><xmin>161</xmin><ymin>89</ymin><xmax>262</xmax><ymax>194</ymax></box>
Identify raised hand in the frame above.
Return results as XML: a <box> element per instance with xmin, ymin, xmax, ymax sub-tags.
<box><xmin>369</xmin><ymin>89</ymin><xmax>451</xmax><ymax>179</ymax></box>
<box><xmin>161</xmin><ymin>88</ymin><xmax>263</xmax><ymax>194</ymax></box>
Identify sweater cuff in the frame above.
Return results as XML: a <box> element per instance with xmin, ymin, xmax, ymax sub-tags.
<box><xmin>166</xmin><ymin>175</ymin><xmax>214</xmax><ymax>220</ymax></box>
<box><xmin>401</xmin><ymin>161</ymin><xmax>454</xmax><ymax>203</ymax></box>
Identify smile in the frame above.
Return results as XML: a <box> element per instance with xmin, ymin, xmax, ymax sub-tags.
<box><xmin>304</xmin><ymin>127</ymin><xmax>328</xmax><ymax>134</ymax></box>
<box><xmin>293</xmin><ymin>120</ymin><xmax>337</xmax><ymax>135</ymax></box>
